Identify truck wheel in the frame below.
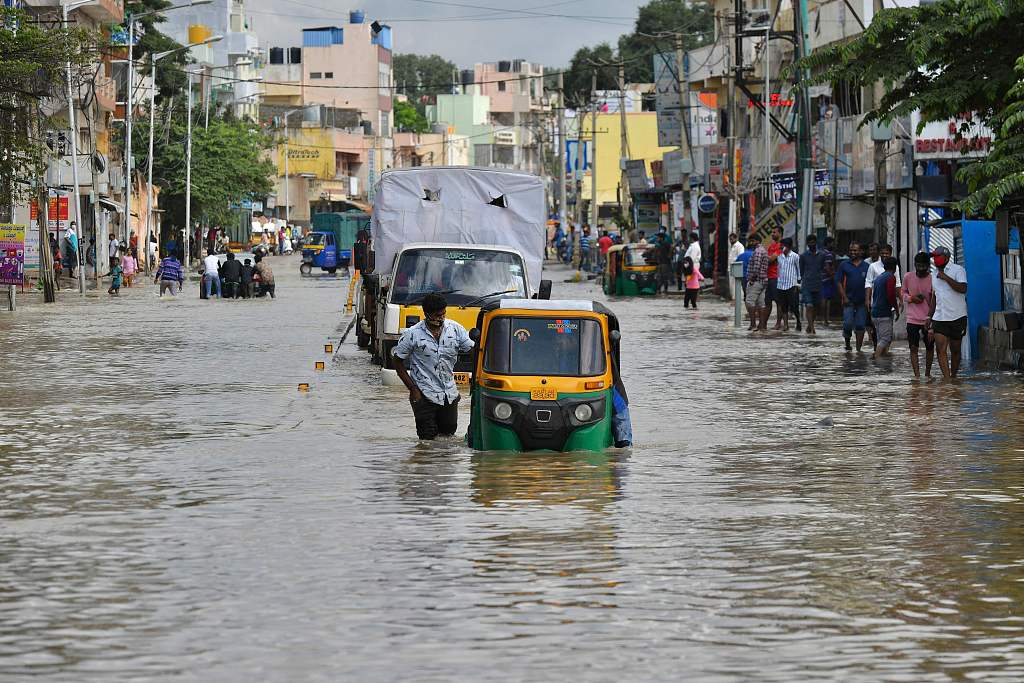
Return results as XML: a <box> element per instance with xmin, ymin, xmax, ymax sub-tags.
<box><xmin>299</xmin><ymin>263</ymin><xmax>312</xmax><ymax>276</ymax></box>
<box><xmin>327</xmin><ymin>268</ymin><xmax>337</xmax><ymax>276</ymax></box>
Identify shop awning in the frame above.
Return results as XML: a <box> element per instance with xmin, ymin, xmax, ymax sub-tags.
<box><xmin>97</xmin><ymin>197</ymin><xmax>123</xmax><ymax>213</ymax></box>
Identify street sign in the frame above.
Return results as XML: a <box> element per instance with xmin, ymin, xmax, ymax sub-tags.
<box><xmin>697</xmin><ymin>193</ymin><xmax>718</xmax><ymax>214</ymax></box>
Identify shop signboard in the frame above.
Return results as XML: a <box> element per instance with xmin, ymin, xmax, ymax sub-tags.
<box><xmin>0</xmin><ymin>224</ymin><xmax>25</xmax><ymax>285</ymax></box>
<box><xmin>770</xmin><ymin>169</ymin><xmax>831</xmax><ymax>205</ymax></box>
<box><xmin>625</xmin><ymin>159</ymin><xmax>650</xmax><ymax>193</ymax></box>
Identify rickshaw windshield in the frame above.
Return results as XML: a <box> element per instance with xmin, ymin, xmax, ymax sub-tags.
<box><xmin>391</xmin><ymin>249</ymin><xmax>528</xmax><ymax>305</ymax></box>
<box><xmin>484</xmin><ymin>316</ymin><xmax>606</xmax><ymax>376</ymax></box>
<box><xmin>306</xmin><ymin>233</ymin><xmax>326</xmax><ymax>246</ymax></box>
<box><xmin>624</xmin><ymin>248</ymin><xmax>652</xmax><ymax>267</ymax></box>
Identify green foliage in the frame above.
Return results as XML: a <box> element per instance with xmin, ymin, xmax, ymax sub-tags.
<box><xmin>136</xmin><ymin>109</ymin><xmax>275</xmax><ymax>229</ymax></box>
<box><xmin>393</xmin><ymin>53</ymin><xmax>457</xmax><ymax>113</ymax></box>
<box><xmin>617</xmin><ymin>0</ymin><xmax>713</xmax><ymax>83</ymax></box>
<box><xmin>561</xmin><ymin>0</ymin><xmax>713</xmax><ymax>105</ymax></box>
<box><xmin>125</xmin><ymin>0</ymin><xmax>187</xmax><ymax>99</ymax></box>
<box><xmin>0</xmin><ymin>7</ymin><xmax>97</xmax><ymax>209</ymax></box>
<box><xmin>394</xmin><ymin>98</ymin><xmax>430</xmax><ymax>133</ymax></box>
<box><xmin>797</xmin><ymin>0</ymin><xmax>1024</xmax><ymax>215</ymax></box>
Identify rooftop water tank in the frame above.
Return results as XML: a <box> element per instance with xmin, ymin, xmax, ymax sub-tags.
<box><xmin>350</xmin><ymin>9</ymin><xmax>365</xmax><ymax>24</ymax></box>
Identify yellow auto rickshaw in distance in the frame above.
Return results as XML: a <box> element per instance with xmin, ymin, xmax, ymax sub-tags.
<box><xmin>467</xmin><ymin>298</ymin><xmax>631</xmax><ymax>452</ymax></box>
<box><xmin>603</xmin><ymin>244</ymin><xmax>657</xmax><ymax>296</ymax></box>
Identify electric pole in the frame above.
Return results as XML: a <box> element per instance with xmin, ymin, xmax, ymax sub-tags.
<box><xmin>557</xmin><ymin>71</ymin><xmax>567</xmax><ymax>231</ymax></box>
<box><xmin>590</xmin><ymin>70</ymin><xmax>598</xmax><ymax>234</ymax></box>
<box><xmin>676</xmin><ymin>34</ymin><xmax>691</xmax><ymax>238</ymax></box>
<box><xmin>617</xmin><ymin>63</ymin><xmax>630</xmax><ymax>235</ymax></box>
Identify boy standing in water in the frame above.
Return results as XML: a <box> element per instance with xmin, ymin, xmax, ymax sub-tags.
<box><xmin>871</xmin><ymin>257</ymin><xmax>900</xmax><ymax>359</ymax></box>
<box><xmin>108</xmin><ymin>258</ymin><xmax>123</xmax><ymax>296</ymax></box>
<box><xmin>903</xmin><ymin>252</ymin><xmax>935</xmax><ymax>377</ymax></box>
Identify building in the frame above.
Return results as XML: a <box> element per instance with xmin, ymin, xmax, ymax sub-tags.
<box><xmin>162</xmin><ymin>0</ymin><xmax>265</xmax><ymax>121</ymax></box>
<box><xmin>261</xmin><ymin>11</ymin><xmax>395</xmax><ymax>224</ymax></box>
<box><xmin>393</xmin><ymin>131</ymin><xmax>470</xmax><ymax>168</ymax></box>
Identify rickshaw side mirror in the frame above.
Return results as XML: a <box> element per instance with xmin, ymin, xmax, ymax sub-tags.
<box><xmin>469</xmin><ymin>328</ymin><xmax>481</xmax><ymax>343</ymax></box>
<box><xmin>537</xmin><ymin>279</ymin><xmax>552</xmax><ymax>300</ymax></box>
<box><xmin>609</xmin><ymin>329</ymin><xmax>621</xmax><ymax>344</ymax></box>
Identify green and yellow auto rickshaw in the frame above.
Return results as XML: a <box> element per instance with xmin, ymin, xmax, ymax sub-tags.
<box><xmin>603</xmin><ymin>243</ymin><xmax>657</xmax><ymax>295</ymax></box>
<box><xmin>467</xmin><ymin>299</ymin><xmax>628</xmax><ymax>452</ymax></box>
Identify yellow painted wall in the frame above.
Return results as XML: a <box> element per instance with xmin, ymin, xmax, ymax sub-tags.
<box><xmin>277</xmin><ymin>127</ymin><xmax>336</xmax><ymax>179</ymax></box>
<box><xmin>581</xmin><ymin>112</ymin><xmax>677</xmax><ymax>207</ymax></box>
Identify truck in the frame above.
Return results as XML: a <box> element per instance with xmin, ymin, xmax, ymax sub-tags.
<box><xmin>302</xmin><ymin>210</ymin><xmax>370</xmax><ymax>276</ymax></box>
<box><xmin>356</xmin><ymin>167</ymin><xmax>550</xmax><ymax>387</ymax></box>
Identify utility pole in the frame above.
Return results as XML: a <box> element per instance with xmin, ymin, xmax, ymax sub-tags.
<box><xmin>590</xmin><ymin>70</ymin><xmax>598</xmax><ymax>234</ymax></box>
<box><xmin>675</xmin><ymin>34</ymin><xmax>691</xmax><ymax>238</ymax></box>
<box><xmin>871</xmin><ymin>0</ymin><xmax>886</xmax><ymax>242</ymax></box>
<box><xmin>184</xmin><ymin>69</ymin><xmax>193</xmax><ymax>276</ymax></box>
<box><xmin>795</xmin><ymin>0</ymin><xmax>813</xmax><ymax>254</ymax></box>
<box><xmin>617</xmin><ymin>63</ymin><xmax>630</xmax><ymax>235</ymax></box>
<box><xmin>557</xmin><ymin>71</ymin><xmax>567</xmax><ymax>231</ymax></box>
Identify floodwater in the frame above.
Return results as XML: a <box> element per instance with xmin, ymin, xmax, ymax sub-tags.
<box><xmin>1</xmin><ymin>259</ymin><xmax>1023</xmax><ymax>682</ymax></box>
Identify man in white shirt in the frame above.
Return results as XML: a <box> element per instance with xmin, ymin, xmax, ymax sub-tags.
<box><xmin>928</xmin><ymin>246</ymin><xmax>968</xmax><ymax>378</ymax></box>
<box><xmin>684</xmin><ymin>231</ymin><xmax>702</xmax><ymax>268</ymax></box>
<box><xmin>865</xmin><ymin>242</ymin><xmax>902</xmax><ymax>301</ymax></box>
<box><xmin>727</xmin><ymin>232</ymin><xmax>744</xmax><ymax>298</ymax></box>
<box><xmin>107</xmin><ymin>233</ymin><xmax>120</xmax><ymax>270</ymax></box>
<box><xmin>202</xmin><ymin>250</ymin><xmax>222</xmax><ymax>299</ymax></box>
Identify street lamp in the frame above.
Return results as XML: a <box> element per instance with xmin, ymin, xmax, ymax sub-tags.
<box><xmin>145</xmin><ymin>35</ymin><xmax>221</xmax><ymax>275</ymax></box>
<box><xmin>61</xmin><ymin>0</ymin><xmax>97</xmax><ymax>296</ymax></box>
<box><xmin>124</xmin><ymin>0</ymin><xmax>211</xmax><ymax>250</ymax></box>
<box><xmin>282</xmin><ymin>104</ymin><xmax>318</xmax><ymax>229</ymax></box>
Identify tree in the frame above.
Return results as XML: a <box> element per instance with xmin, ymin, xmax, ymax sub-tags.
<box><xmin>617</xmin><ymin>0</ymin><xmax>713</xmax><ymax>84</ymax></box>
<box><xmin>798</xmin><ymin>0</ymin><xmax>1024</xmax><ymax>216</ymax></box>
<box><xmin>394</xmin><ymin>98</ymin><xmax>430</xmax><ymax>133</ymax></box>
<box><xmin>124</xmin><ymin>0</ymin><xmax>188</xmax><ymax>100</ymax></box>
<box><xmin>137</xmin><ymin>109</ymin><xmax>275</xmax><ymax>231</ymax></box>
<box><xmin>562</xmin><ymin>43</ymin><xmax>617</xmax><ymax>106</ymax></box>
<box><xmin>559</xmin><ymin>0</ymin><xmax>713</xmax><ymax>105</ymax></box>
<box><xmin>0</xmin><ymin>8</ymin><xmax>96</xmax><ymax>210</ymax></box>
<box><xmin>393</xmin><ymin>53</ymin><xmax>458</xmax><ymax>113</ymax></box>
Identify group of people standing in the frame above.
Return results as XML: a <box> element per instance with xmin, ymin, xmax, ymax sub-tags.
<box><xmin>736</xmin><ymin>228</ymin><xmax>968</xmax><ymax>378</ymax></box>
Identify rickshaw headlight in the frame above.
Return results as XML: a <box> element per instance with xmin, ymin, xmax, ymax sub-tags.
<box><xmin>493</xmin><ymin>402</ymin><xmax>513</xmax><ymax>420</ymax></box>
<box><xmin>629</xmin><ymin>273</ymin><xmax>637</xmax><ymax>280</ymax></box>
<box><xmin>573</xmin><ymin>403</ymin><xmax>594</xmax><ymax>422</ymax></box>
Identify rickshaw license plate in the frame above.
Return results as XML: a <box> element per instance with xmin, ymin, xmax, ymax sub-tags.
<box><xmin>531</xmin><ymin>388</ymin><xmax>558</xmax><ymax>401</ymax></box>
<box><xmin>454</xmin><ymin>372</ymin><xmax>471</xmax><ymax>385</ymax></box>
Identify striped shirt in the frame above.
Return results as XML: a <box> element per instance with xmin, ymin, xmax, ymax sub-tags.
<box><xmin>746</xmin><ymin>245</ymin><xmax>769</xmax><ymax>283</ymax></box>
<box><xmin>777</xmin><ymin>251</ymin><xmax>801</xmax><ymax>289</ymax></box>
<box><xmin>156</xmin><ymin>257</ymin><xmax>184</xmax><ymax>282</ymax></box>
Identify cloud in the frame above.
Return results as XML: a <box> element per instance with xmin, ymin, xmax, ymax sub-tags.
<box><xmin>246</xmin><ymin>0</ymin><xmax>643</xmax><ymax>67</ymax></box>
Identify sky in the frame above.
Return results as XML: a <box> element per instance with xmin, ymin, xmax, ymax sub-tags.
<box><xmin>246</xmin><ymin>0</ymin><xmax>647</xmax><ymax>68</ymax></box>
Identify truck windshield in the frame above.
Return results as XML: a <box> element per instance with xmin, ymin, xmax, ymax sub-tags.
<box><xmin>391</xmin><ymin>249</ymin><xmax>528</xmax><ymax>306</ymax></box>
<box><xmin>484</xmin><ymin>316</ymin><xmax>605</xmax><ymax>376</ymax></box>
<box><xmin>306</xmin><ymin>234</ymin><xmax>326</xmax><ymax>246</ymax></box>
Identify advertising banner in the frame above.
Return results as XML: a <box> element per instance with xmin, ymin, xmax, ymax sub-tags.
<box><xmin>277</xmin><ymin>128</ymin><xmax>336</xmax><ymax>179</ymax></box>
<box><xmin>0</xmin><ymin>224</ymin><xmax>26</xmax><ymax>286</ymax></box>
<box><xmin>770</xmin><ymin>169</ymin><xmax>831</xmax><ymax>205</ymax></box>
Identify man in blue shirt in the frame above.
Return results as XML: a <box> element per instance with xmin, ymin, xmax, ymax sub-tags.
<box><xmin>393</xmin><ymin>293</ymin><xmax>475</xmax><ymax>440</ymax></box>
<box><xmin>836</xmin><ymin>241</ymin><xmax>870</xmax><ymax>351</ymax></box>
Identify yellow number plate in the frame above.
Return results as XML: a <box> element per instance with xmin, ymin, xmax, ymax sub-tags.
<box><xmin>530</xmin><ymin>387</ymin><xmax>558</xmax><ymax>401</ymax></box>
<box><xmin>454</xmin><ymin>372</ymin><xmax>471</xmax><ymax>385</ymax></box>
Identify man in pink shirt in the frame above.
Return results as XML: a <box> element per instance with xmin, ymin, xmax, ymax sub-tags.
<box><xmin>902</xmin><ymin>251</ymin><xmax>935</xmax><ymax>377</ymax></box>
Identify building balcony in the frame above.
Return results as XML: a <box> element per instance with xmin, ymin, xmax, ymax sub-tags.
<box><xmin>81</xmin><ymin>0</ymin><xmax>123</xmax><ymax>24</ymax></box>
<box><xmin>94</xmin><ymin>73</ymin><xmax>117</xmax><ymax>112</ymax></box>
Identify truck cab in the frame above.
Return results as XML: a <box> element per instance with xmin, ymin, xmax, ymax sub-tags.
<box><xmin>373</xmin><ymin>243</ymin><xmax>533</xmax><ymax>386</ymax></box>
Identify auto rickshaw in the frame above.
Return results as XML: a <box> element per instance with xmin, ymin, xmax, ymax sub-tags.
<box><xmin>603</xmin><ymin>243</ymin><xmax>657</xmax><ymax>295</ymax></box>
<box><xmin>467</xmin><ymin>299</ymin><xmax>629</xmax><ymax>452</ymax></box>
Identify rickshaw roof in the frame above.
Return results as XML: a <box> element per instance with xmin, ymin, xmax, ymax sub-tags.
<box><xmin>499</xmin><ymin>299</ymin><xmax>594</xmax><ymax>311</ymax></box>
<box><xmin>481</xmin><ymin>299</ymin><xmax>619</xmax><ymax>327</ymax></box>
<box><xmin>607</xmin><ymin>244</ymin><xmax>628</xmax><ymax>254</ymax></box>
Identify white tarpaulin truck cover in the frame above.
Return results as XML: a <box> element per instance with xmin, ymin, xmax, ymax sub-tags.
<box><xmin>370</xmin><ymin>167</ymin><xmax>547</xmax><ymax>292</ymax></box>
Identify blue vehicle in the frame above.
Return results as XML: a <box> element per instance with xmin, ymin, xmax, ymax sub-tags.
<box><xmin>301</xmin><ymin>210</ymin><xmax>369</xmax><ymax>277</ymax></box>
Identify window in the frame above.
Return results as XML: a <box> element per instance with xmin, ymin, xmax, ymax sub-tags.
<box><xmin>1003</xmin><ymin>250</ymin><xmax>1021</xmax><ymax>284</ymax></box>
<box><xmin>484</xmin><ymin>316</ymin><xmax>606</xmax><ymax>376</ymax></box>
<box><xmin>390</xmin><ymin>248</ymin><xmax>527</xmax><ymax>306</ymax></box>
<box><xmin>497</xmin><ymin>81</ymin><xmax>506</xmax><ymax>92</ymax></box>
<box><xmin>324</xmin><ymin>72</ymin><xmax>333</xmax><ymax>79</ymax></box>
<box><xmin>310</xmin><ymin>72</ymin><xmax>322</xmax><ymax>79</ymax></box>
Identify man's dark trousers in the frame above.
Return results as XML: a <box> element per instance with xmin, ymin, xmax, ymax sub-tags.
<box><xmin>410</xmin><ymin>395</ymin><xmax>459</xmax><ymax>440</ymax></box>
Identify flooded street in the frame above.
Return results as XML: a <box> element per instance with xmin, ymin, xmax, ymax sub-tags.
<box><xmin>2</xmin><ymin>257</ymin><xmax>1023</xmax><ymax>681</ymax></box>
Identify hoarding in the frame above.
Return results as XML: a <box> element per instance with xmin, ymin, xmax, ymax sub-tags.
<box><xmin>0</xmin><ymin>224</ymin><xmax>26</xmax><ymax>286</ymax></box>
